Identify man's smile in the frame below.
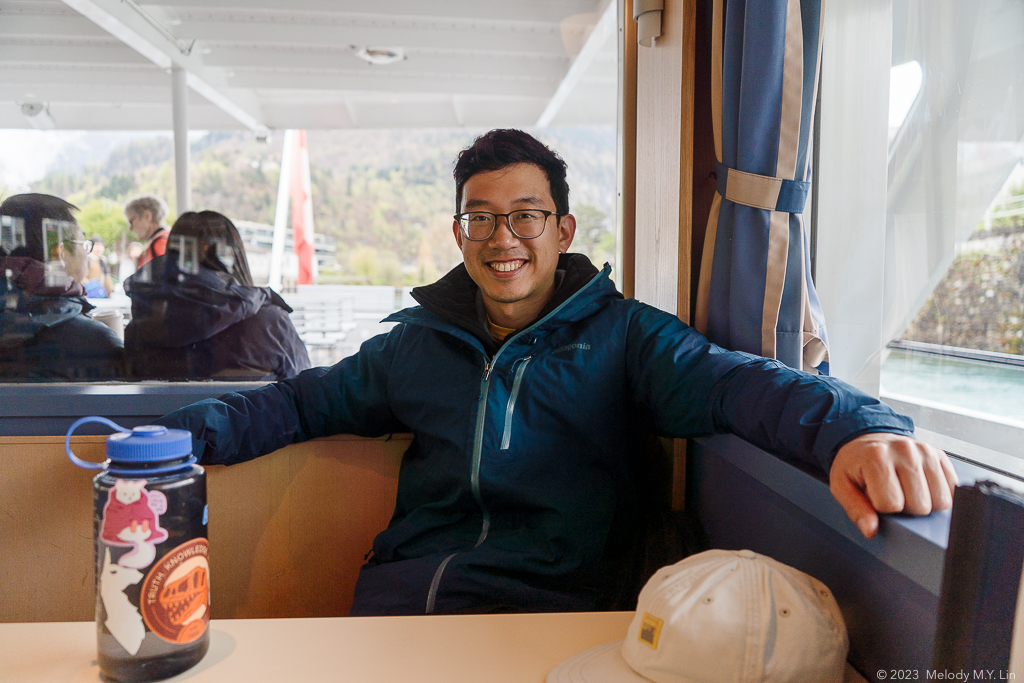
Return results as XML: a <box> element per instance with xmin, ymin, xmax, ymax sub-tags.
<box><xmin>487</xmin><ymin>259</ymin><xmax>527</xmax><ymax>273</ymax></box>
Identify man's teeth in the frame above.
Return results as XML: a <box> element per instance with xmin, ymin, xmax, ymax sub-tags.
<box><xmin>491</xmin><ymin>261</ymin><xmax>523</xmax><ymax>273</ymax></box>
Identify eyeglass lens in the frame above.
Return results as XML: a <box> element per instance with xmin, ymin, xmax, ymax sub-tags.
<box><xmin>461</xmin><ymin>211</ymin><xmax>549</xmax><ymax>240</ymax></box>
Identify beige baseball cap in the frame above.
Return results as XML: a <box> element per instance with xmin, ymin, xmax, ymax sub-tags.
<box><xmin>548</xmin><ymin>549</ymin><xmax>849</xmax><ymax>683</ymax></box>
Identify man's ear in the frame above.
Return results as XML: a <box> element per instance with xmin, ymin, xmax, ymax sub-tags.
<box><xmin>452</xmin><ymin>219</ymin><xmax>465</xmax><ymax>251</ymax></box>
<box><xmin>557</xmin><ymin>214</ymin><xmax>576</xmax><ymax>253</ymax></box>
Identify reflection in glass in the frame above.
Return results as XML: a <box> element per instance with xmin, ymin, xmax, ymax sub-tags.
<box><xmin>887</xmin><ymin>60</ymin><xmax>922</xmax><ymax>147</ymax></box>
<box><xmin>212</xmin><ymin>238</ymin><xmax>234</xmax><ymax>273</ymax></box>
<box><xmin>1</xmin><ymin>215</ymin><xmax>26</xmax><ymax>254</ymax></box>
<box><xmin>173</xmin><ymin>235</ymin><xmax>199</xmax><ymax>275</ymax></box>
<box><xmin>880</xmin><ymin>0</ymin><xmax>1024</xmax><ymax>418</ymax></box>
<box><xmin>42</xmin><ymin>218</ymin><xmax>75</xmax><ymax>289</ymax></box>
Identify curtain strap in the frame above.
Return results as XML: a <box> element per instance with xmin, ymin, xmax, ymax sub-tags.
<box><xmin>715</xmin><ymin>161</ymin><xmax>810</xmax><ymax>214</ymax></box>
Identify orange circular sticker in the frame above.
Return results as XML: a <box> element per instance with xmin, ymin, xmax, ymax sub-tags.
<box><xmin>140</xmin><ymin>538</ymin><xmax>210</xmax><ymax>644</ymax></box>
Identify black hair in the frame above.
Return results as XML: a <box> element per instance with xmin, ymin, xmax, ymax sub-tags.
<box><xmin>169</xmin><ymin>211</ymin><xmax>254</xmax><ymax>286</ymax></box>
<box><xmin>453</xmin><ymin>129</ymin><xmax>570</xmax><ymax>215</ymax></box>
<box><xmin>0</xmin><ymin>193</ymin><xmax>79</xmax><ymax>261</ymax></box>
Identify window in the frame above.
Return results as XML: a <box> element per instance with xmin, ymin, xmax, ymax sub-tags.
<box><xmin>816</xmin><ymin>0</ymin><xmax>1024</xmax><ymax>464</ymax></box>
<box><xmin>0</xmin><ymin>2</ymin><xmax>619</xmax><ymax>420</ymax></box>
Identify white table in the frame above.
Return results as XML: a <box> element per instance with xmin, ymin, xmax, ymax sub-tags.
<box><xmin>0</xmin><ymin>612</ymin><xmax>868</xmax><ymax>682</ymax></box>
<box><xmin>0</xmin><ymin>612</ymin><xmax>632</xmax><ymax>683</ymax></box>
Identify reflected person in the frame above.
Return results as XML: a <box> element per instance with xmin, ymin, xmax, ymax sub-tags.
<box><xmin>124</xmin><ymin>194</ymin><xmax>170</xmax><ymax>267</ymax></box>
<box><xmin>123</xmin><ymin>210</ymin><xmax>310</xmax><ymax>381</ymax></box>
<box><xmin>0</xmin><ymin>193</ymin><xmax>124</xmax><ymax>380</ymax></box>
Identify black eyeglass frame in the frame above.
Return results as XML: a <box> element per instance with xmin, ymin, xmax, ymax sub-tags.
<box><xmin>454</xmin><ymin>210</ymin><xmax>563</xmax><ymax>241</ymax></box>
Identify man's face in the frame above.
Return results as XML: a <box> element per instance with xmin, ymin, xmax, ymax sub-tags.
<box><xmin>453</xmin><ymin>163</ymin><xmax>575</xmax><ymax>328</ymax></box>
<box><xmin>127</xmin><ymin>210</ymin><xmax>158</xmax><ymax>241</ymax></box>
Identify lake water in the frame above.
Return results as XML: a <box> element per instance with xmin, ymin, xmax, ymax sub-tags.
<box><xmin>881</xmin><ymin>349</ymin><xmax>1024</xmax><ymax>422</ymax></box>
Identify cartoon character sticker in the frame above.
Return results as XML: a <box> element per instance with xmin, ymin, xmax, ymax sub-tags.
<box><xmin>100</xmin><ymin>479</ymin><xmax>169</xmax><ymax>569</ymax></box>
<box><xmin>99</xmin><ymin>547</ymin><xmax>145</xmax><ymax>655</ymax></box>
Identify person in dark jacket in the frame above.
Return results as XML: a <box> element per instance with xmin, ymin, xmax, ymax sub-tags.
<box><xmin>156</xmin><ymin>130</ymin><xmax>958</xmax><ymax>616</ymax></box>
<box><xmin>0</xmin><ymin>193</ymin><xmax>124</xmax><ymax>381</ymax></box>
<box><xmin>124</xmin><ymin>210</ymin><xmax>310</xmax><ymax>381</ymax></box>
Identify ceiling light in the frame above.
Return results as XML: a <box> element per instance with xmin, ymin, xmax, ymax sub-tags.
<box><xmin>21</xmin><ymin>102</ymin><xmax>55</xmax><ymax>129</ymax></box>
<box><xmin>350</xmin><ymin>46</ymin><xmax>406</xmax><ymax>66</ymax></box>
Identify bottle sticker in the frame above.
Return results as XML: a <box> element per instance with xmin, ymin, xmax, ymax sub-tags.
<box><xmin>100</xmin><ymin>479</ymin><xmax>169</xmax><ymax>569</ymax></box>
<box><xmin>99</xmin><ymin>547</ymin><xmax>145</xmax><ymax>655</ymax></box>
<box><xmin>141</xmin><ymin>538</ymin><xmax>210</xmax><ymax>644</ymax></box>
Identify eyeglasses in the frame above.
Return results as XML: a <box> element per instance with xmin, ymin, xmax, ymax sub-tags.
<box><xmin>455</xmin><ymin>210</ymin><xmax>560</xmax><ymax>241</ymax></box>
<box><xmin>69</xmin><ymin>239</ymin><xmax>94</xmax><ymax>254</ymax></box>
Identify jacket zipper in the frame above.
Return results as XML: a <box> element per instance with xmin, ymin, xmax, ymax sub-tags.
<box><xmin>500</xmin><ymin>356</ymin><xmax>533</xmax><ymax>450</ymax></box>
<box><xmin>426</xmin><ymin>360</ymin><xmax>492</xmax><ymax>613</ymax></box>
<box><xmin>421</xmin><ymin>268</ymin><xmax>607</xmax><ymax>614</ymax></box>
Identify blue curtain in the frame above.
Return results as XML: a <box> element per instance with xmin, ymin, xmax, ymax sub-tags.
<box><xmin>695</xmin><ymin>0</ymin><xmax>830</xmax><ymax>374</ymax></box>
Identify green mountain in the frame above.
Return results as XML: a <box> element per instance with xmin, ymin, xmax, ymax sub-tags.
<box><xmin>29</xmin><ymin>127</ymin><xmax>617</xmax><ymax>285</ymax></box>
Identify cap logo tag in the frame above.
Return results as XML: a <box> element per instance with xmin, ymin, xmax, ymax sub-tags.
<box><xmin>638</xmin><ymin>613</ymin><xmax>664</xmax><ymax>649</ymax></box>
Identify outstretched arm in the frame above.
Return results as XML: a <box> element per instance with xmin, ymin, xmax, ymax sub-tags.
<box><xmin>626</xmin><ymin>303</ymin><xmax>957</xmax><ymax>536</ymax></box>
<box><xmin>156</xmin><ymin>329</ymin><xmax>404</xmax><ymax>465</ymax></box>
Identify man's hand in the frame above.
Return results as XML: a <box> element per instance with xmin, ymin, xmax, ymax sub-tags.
<box><xmin>830</xmin><ymin>432</ymin><xmax>959</xmax><ymax>539</ymax></box>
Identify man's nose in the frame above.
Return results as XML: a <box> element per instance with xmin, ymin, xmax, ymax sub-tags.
<box><xmin>488</xmin><ymin>215</ymin><xmax>521</xmax><ymax>247</ymax></box>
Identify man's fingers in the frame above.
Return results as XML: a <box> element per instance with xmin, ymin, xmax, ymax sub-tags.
<box><xmin>830</xmin><ymin>467</ymin><xmax>881</xmax><ymax>539</ymax></box>
<box><xmin>893</xmin><ymin>447</ymin><xmax>935</xmax><ymax>516</ymax></box>
<box><xmin>923</xmin><ymin>445</ymin><xmax>957</xmax><ymax>512</ymax></box>
<box><xmin>860</xmin><ymin>453</ymin><xmax>905</xmax><ymax>514</ymax></box>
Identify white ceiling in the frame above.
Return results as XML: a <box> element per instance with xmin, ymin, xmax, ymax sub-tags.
<box><xmin>0</xmin><ymin>0</ymin><xmax>618</xmax><ymax>131</ymax></box>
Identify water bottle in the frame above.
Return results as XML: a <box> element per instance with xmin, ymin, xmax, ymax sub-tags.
<box><xmin>66</xmin><ymin>417</ymin><xmax>209</xmax><ymax>682</ymax></box>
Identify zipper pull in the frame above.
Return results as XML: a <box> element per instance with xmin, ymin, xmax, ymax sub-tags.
<box><xmin>482</xmin><ymin>362</ymin><xmax>491</xmax><ymax>381</ymax></box>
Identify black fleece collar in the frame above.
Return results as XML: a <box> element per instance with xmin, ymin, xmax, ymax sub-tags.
<box><xmin>411</xmin><ymin>253</ymin><xmax>600</xmax><ymax>355</ymax></box>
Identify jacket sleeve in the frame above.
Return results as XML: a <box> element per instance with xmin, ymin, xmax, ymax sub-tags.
<box><xmin>155</xmin><ymin>327</ymin><xmax>406</xmax><ymax>466</ymax></box>
<box><xmin>624</xmin><ymin>303</ymin><xmax>914</xmax><ymax>475</ymax></box>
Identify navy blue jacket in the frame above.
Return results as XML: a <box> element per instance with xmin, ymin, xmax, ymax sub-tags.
<box><xmin>157</xmin><ymin>255</ymin><xmax>913</xmax><ymax>615</ymax></box>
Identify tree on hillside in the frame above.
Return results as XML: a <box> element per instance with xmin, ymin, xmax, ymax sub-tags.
<box><xmin>77</xmin><ymin>199</ymin><xmax>128</xmax><ymax>249</ymax></box>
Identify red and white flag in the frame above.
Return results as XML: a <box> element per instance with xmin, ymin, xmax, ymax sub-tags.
<box><xmin>289</xmin><ymin>130</ymin><xmax>316</xmax><ymax>285</ymax></box>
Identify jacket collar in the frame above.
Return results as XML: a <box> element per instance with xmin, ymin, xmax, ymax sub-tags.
<box><xmin>393</xmin><ymin>253</ymin><xmax>616</xmax><ymax>354</ymax></box>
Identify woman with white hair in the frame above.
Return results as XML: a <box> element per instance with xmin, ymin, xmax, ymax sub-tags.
<box><xmin>123</xmin><ymin>194</ymin><xmax>170</xmax><ymax>267</ymax></box>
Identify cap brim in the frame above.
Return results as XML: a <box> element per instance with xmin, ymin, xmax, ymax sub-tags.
<box><xmin>546</xmin><ymin>639</ymin><xmax>652</xmax><ymax>683</ymax></box>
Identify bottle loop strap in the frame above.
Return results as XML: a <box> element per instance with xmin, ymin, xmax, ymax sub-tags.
<box><xmin>65</xmin><ymin>416</ymin><xmax>131</xmax><ymax>470</ymax></box>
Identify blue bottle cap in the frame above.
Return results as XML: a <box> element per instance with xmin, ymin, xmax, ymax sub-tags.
<box><xmin>66</xmin><ymin>417</ymin><xmax>195</xmax><ymax>472</ymax></box>
<box><xmin>107</xmin><ymin>425</ymin><xmax>193</xmax><ymax>463</ymax></box>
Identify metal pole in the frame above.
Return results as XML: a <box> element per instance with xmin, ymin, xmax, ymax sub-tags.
<box><xmin>269</xmin><ymin>129</ymin><xmax>294</xmax><ymax>291</ymax></box>
<box><xmin>171</xmin><ymin>64</ymin><xmax>191</xmax><ymax>214</ymax></box>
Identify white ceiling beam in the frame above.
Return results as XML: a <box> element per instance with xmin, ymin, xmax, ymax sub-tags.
<box><xmin>201</xmin><ymin>47</ymin><xmax>568</xmax><ymax>81</ymax></box>
<box><xmin>228</xmin><ymin>69</ymin><xmax>557</xmax><ymax>98</ymax></box>
<box><xmin>0</xmin><ymin>44</ymin><xmax>150</xmax><ymax>66</ymax></box>
<box><xmin>0</xmin><ymin>13</ymin><xmax>110</xmax><ymax>38</ymax></box>
<box><xmin>59</xmin><ymin>0</ymin><xmax>267</xmax><ymax>132</ymax></box>
<box><xmin>163</xmin><ymin>0</ymin><xmax>603</xmax><ymax>24</ymax></box>
<box><xmin>0</xmin><ymin>66</ymin><xmax>165</xmax><ymax>88</ymax></box>
<box><xmin>173</xmin><ymin>20</ymin><xmax>566</xmax><ymax>56</ymax></box>
<box><xmin>0</xmin><ymin>84</ymin><xmax>199</xmax><ymax>105</ymax></box>
<box><xmin>536</xmin><ymin>0</ymin><xmax>616</xmax><ymax>127</ymax></box>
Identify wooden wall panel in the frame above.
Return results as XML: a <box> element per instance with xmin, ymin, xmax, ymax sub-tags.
<box><xmin>633</xmin><ymin>0</ymin><xmax>696</xmax><ymax>323</ymax></box>
<box><xmin>0</xmin><ymin>435</ymin><xmax>406</xmax><ymax>623</ymax></box>
<box><xmin>632</xmin><ymin>0</ymin><xmax>697</xmax><ymax>510</ymax></box>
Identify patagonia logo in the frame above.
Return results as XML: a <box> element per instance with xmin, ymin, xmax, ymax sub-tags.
<box><xmin>553</xmin><ymin>343</ymin><xmax>590</xmax><ymax>354</ymax></box>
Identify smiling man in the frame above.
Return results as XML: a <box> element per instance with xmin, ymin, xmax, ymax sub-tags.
<box><xmin>158</xmin><ymin>129</ymin><xmax>956</xmax><ymax>616</ymax></box>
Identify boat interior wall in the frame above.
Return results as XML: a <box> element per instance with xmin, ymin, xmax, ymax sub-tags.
<box><xmin>0</xmin><ymin>433</ymin><xmax>407</xmax><ymax>623</ymax></box>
